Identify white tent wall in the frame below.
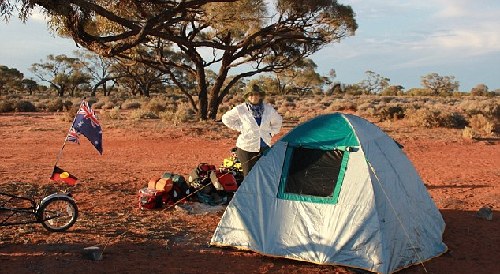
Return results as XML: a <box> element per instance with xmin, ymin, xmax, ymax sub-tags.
<box><xmin>346</xmin><ymin>114</ymin><xmax>447</xmax><ymax>272</ymax></box>
<box><xmin>212</xmin><ymin>141</ymin><xmax>386</xmax><ymax>271</ymax></box>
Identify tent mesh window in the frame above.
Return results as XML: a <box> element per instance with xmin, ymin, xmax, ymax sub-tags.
<box><xmin>284</xmin><ymin>148</ymin><xmax>344</xmax><ymax>197</ymax></box>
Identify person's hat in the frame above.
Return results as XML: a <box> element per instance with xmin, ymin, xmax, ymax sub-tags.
<box><xmin>244</xmin><ymin>84</ymin><xmax>266</xmax><ymax>98</ymax></box>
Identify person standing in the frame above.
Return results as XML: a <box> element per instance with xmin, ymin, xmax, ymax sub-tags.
<box><xmin>222</xmin><ymin>84</ymin><xmax>282</xmax><ymax>176</ymax></box>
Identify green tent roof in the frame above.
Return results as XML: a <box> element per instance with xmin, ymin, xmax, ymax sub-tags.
<box><xmin>280</xmin><ymin>113</ymin><xmax>359</xmax><ymax>150</ymax></box>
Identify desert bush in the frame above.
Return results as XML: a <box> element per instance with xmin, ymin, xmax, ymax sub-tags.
<box><xmin>60</xmin><ymin>111</ymin><xmax>74</xmax><ymax>122</ymax></box>
<box><xmin>101</xmin><ymin>102</ymin><xmax>117</xmax><ymax>110</ymax></box>
<box><xmin>405</xmin><ymin>108</ymin><xmax>442</xmax><ymax>128</ymax></box>
<box><xmin>378</xmin><ymin>105</ymin><xmax>405</xmax><ymax>121</ymax></box>
<box><xmin>218</xmin><ymin>106</ymin><xmax>230</xmax><ymax>117</ymax></box>
<box><xmin>130</xmin><ymin>109</ymin><xmax>159</xmax><ymax>120</ymax></box>
<box><xmin>160</xmin><ymin>103</ymin><xmax>195</xmax><ymax>123</ymax></box>
<box><xmin>46</xmin><ymin>99</ymin><xmax>64</xmax><ymax>112</ymax></box>
<box><xmin>62</xmin><ymin>100</ymin><xmax>74</xmax><ymax>111</ymax></box>
<box><xmin>283</xmin><ymin>95</ymin><xmax>298</xmax><ymax>103</ymax></box>
<box><xmin>91</xmin><ymin>101</ymin><xmax>106</xmax><ymax>109</ymax></box>
<box><xmin>266</xmin><ymin>97</ymin><xmax>276</xmax><ymax>105</ymax></box>
<box><xmin>15</xmin><ymin>100</ymin><xmax>37</xmax><ymax>112</ymax></box>
<box><xmin>462</xmin><ymin>126</ymin><xmax>476</xmax><ymax>140</ymax></box>
<box><xmin>121</xmin><ymin>100</ymin><xmax>142</xmax><ymax>110</ymax></box>
<box><xmin>459</xmin><ymin>98</ymin><xmax>500</xmax><ymax>118</ymax></box>
<box><xmin>0</xmin><ymin>100</ymin><xmax>15</xmax><ymax>112</ymax></box>
<box><xmin>281</xmin><ymin>109</ymin><xmax>301</xmax><ymax>121</ymax></box>
<box><xmin>406</xmin><ymin>108</ymin><xmax>467</xmax><ymax>128</ymax></box>
<box><xmin>34</xmin><ymin>101</ymin><xmax>47</xmax><ymax>111</ymax></box>
<box><xmin>86</xmin><ymin>97</ymin><xmax>98</xmax><ymax>107</ymax></box>
<box><xmin>468</xmin><ymin>114</ymin><xmax>495</xmax><ymax>136</ymax></box>
<box><xmin>277</xmin><ymin>105</ymin><xmax>289</xmax><ymax>115</ymax></box>
<box><xmin>102</xmin><ymin>107</ymin><xmax>121</xmax><ymax>120</ymax></box>
<box><xmin>438</xmin><ymin>112</ymin><xmax>467</xmax><ymax>128</ymax></box>
<box><xmin>326</xmin><ymin>99</ymin><xmax>357</xmax><ymax>112</ymax></box>
<box><xmin>145</xmin><ymin>98</ymin><xmax>167</xmax><ymax>114</ymax></box>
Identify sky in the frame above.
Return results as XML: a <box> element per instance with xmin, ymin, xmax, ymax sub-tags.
<box><xmin>1</xmin><ymin>0</ymin><xmax>499</xmax><ymax>91</ymax></box>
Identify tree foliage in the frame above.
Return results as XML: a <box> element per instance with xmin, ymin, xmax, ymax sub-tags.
<box><xmin>420</xmin><ymin>73</ymin><xmax>459</xmax><ymax>95</ymax></box>
<box><xmin>470</xmin><ymin>83</ymin><xmax>490</xmax><ymax>96</ymax></box>
<box><xmin>359</xmin><ymin>70</ymin><xmax>390</xmax><ymax>95</ymax></box>
<box><xmin>21</xmin><ymin>78</ymin><xmax>39</xmax><ymax>95</ymax></box>
<box><xmin>1</xmin><ymin>0</ymin><xmax>357</xmax><ymax>119</ymax></box>
<box><xmin>275</xmin><ymin>58</ymin><xmax>324</xmax><ymax>95</ymax></box>
<box><xmin>0</xmin><ymin>65</ymin><xmax>24</xmax><ymax>95</ymax></box>
<box><xmin>30</xmin><ymin>54</ymin><xmax>91</xmax><ymax>97</ymax></box>
<box><xmin>110</xmin><ymin>56</ymin><xmax>167</xmax><ymax>97</ymax></box>
<box><xmin>75</xmin><ymin>50</ymin><xmax>119</xmax><ymax>96</ymax></box>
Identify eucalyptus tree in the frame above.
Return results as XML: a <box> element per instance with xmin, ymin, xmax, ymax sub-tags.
<box><xmin>2</xmin><ymin>0</ymin><xmax>357</xmax><ymax>119</ymax></box>
<box><xmin>359</xmin><ymin>70</ymin><xmax>390</xmax><ymax>95</ymax></box>
<box><xmin>275</xmin><ymin>58</ymin><xmax>324</xmax><ymax>95</ymax></box>
<box><xmin>421</xmin><ymin>73</ymin><xmax>459</xmax><ymax>95</ymax></box>
<box><xmin>75</xmin><ymin>50</ymin><xmax>120</xmax><ymax>96</ymax></box>
<box><xmin>111</xmin><ymin>57</ymin><xmax>167</xmax><ymax>97</ymax></box>
<box><xmin>0</xmin><ymin>65</ymin><xmax>24</xmax><ymax>95</ymax></box>
<box><xmin>21</xmin><ymin>78</ymin><xmax>39</xmax><ymax>95</ymax></box>
<box><xmin>30</xmin><ymin>54</ymin><xmax>91</xmax><ymax>97</ymax></box>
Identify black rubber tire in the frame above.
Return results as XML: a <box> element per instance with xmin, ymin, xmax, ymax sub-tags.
<box><xmin>38</xmin><ymin>196</ymin><xmax>78</xmax><ymax>232</ymax></box>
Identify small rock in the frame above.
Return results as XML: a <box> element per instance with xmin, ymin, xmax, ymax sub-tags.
<box><xmin>476</xmin><ymin>207</ymin><xmax>493</xmax><ymax>221</ymax></box>
<box><xmin>83</xmin><ymin>246</ymin><xmax>103</xmax><ymax>261</ymax></box>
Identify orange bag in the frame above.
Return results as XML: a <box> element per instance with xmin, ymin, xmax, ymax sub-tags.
<box><xmin>147</xmin><ymin>177</ymin><xmax>173</xmax><ymax>192</ymax></box>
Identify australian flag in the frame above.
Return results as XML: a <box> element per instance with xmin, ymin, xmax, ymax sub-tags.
<box><xmin>66</xmin><ymin>100</ymin><xmax>103</xmax><ymax>154</ymax></box>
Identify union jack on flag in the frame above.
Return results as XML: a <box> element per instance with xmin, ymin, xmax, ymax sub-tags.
<box><xmin>66</xmin><ymin>127</ymin><xmax>80</xmax><ymax>144</ymax></box>
<box><xmin>77</xmin><ymin>101</ymin><xmax>100</xmax><ymax>128</ymax></box>
<box><xmin>67</xmin><ymin>100</ymin><xmax>103</xmax><ymax>155</ymax></box>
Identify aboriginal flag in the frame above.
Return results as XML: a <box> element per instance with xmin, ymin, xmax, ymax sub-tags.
<box><xmin>50</xmin><ymin>166</ymin><xmax>78</xmax><ymax>185</ymax></box>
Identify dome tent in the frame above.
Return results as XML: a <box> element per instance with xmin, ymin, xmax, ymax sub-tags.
<box><xmin>210</xmin><ymin>113</ymin><xmax>447</xmax><ymax>274</ymax></box>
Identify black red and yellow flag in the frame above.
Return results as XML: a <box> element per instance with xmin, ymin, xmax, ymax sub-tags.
<box><xmin>50</xmin><ymin>166</ymin><xmax>78</xmax><ymax>185</ymax></box>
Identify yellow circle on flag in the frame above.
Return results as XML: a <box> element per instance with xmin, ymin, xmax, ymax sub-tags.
<box><xmin>60</xmin><ymin>172</ymin><xmax>70</xmax><ymax>179</ymax></box>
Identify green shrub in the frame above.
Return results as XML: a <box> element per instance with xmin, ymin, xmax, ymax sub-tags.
<box><xmin>378</xmin><ymin>105</ymin><xmax>405</xmax><ymax>121</ymax></box>
<box><xmin>46</xmin><ymin>99</ymin><xmax>64</xmax><ymax>112</ymax></box>
<box><xmin>0</xmin><ymin>100</ymin><xmax>14</xmax><ymax>112</ymax></box>
<box><xmin>15</xmin><ymin>100</ymin><xmax>37</xmax><ymax>112</ymax></box>
<box><xmin>438</xmin><ymin>112</ymin><xmax>467</xmax><ymax>129</ymax></box>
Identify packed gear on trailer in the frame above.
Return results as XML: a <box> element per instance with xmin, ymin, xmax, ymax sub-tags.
<box><xmin>187</xmin><ymin>149</ymin><xmax>244</xmax><ymax>205</ymax></box>
<box><xmin>138</xmin><ymin>172</ymin><xmax>191</xmax><ymax>210</ymax></box>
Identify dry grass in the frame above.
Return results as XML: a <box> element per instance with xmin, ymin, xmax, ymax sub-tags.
<box><xmin>1</xmin><ymin>94</ymin><xmax>499</xmax><ymax>138</ymax></box>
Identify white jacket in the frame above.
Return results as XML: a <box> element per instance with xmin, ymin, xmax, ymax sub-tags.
<box><xmin>222</xmin><ymin>103</ymin><xmax>282</xmax><ymax>152</ymax></box>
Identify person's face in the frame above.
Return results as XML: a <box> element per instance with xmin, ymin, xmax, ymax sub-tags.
<box><xmin>248</xmin><ymin>93</ymin><xmax>261</xmax><ymax>105</ymax></box>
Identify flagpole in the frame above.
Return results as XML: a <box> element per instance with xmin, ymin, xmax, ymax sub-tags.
<box><xmin>53</xmin><ymin>99</ymin><xmax>85</xmax><ymax>167</ymax></box>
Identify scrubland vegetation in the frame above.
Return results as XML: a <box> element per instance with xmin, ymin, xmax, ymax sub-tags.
<box><xmin>1</xmin><ymin>92</ymin><xmax>498</xmax><ymax>141</ymax></box>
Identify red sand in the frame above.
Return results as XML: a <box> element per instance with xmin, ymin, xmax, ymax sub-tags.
<box><xmin>0</xmin><ymin>112</ymin><xmax>498</xmax><ymax>274</ymax></box>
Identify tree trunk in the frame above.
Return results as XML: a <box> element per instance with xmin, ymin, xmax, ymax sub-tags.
<box><xmin>195</xmin><ymin>68</ymin><xmax>208</xmax><ymax>120</ymax></box>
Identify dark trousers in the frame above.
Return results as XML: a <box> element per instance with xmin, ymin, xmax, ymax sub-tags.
<box><xmin>236</xmin><ymin>147</ymin><xmax>268</xmax><ymax>176</ymax></box>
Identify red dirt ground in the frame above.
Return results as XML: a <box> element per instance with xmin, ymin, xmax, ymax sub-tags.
<box><xmin>0</xmin><ymin>112</ymin><xmax>498</xmax><ymax>274</ymax></box>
